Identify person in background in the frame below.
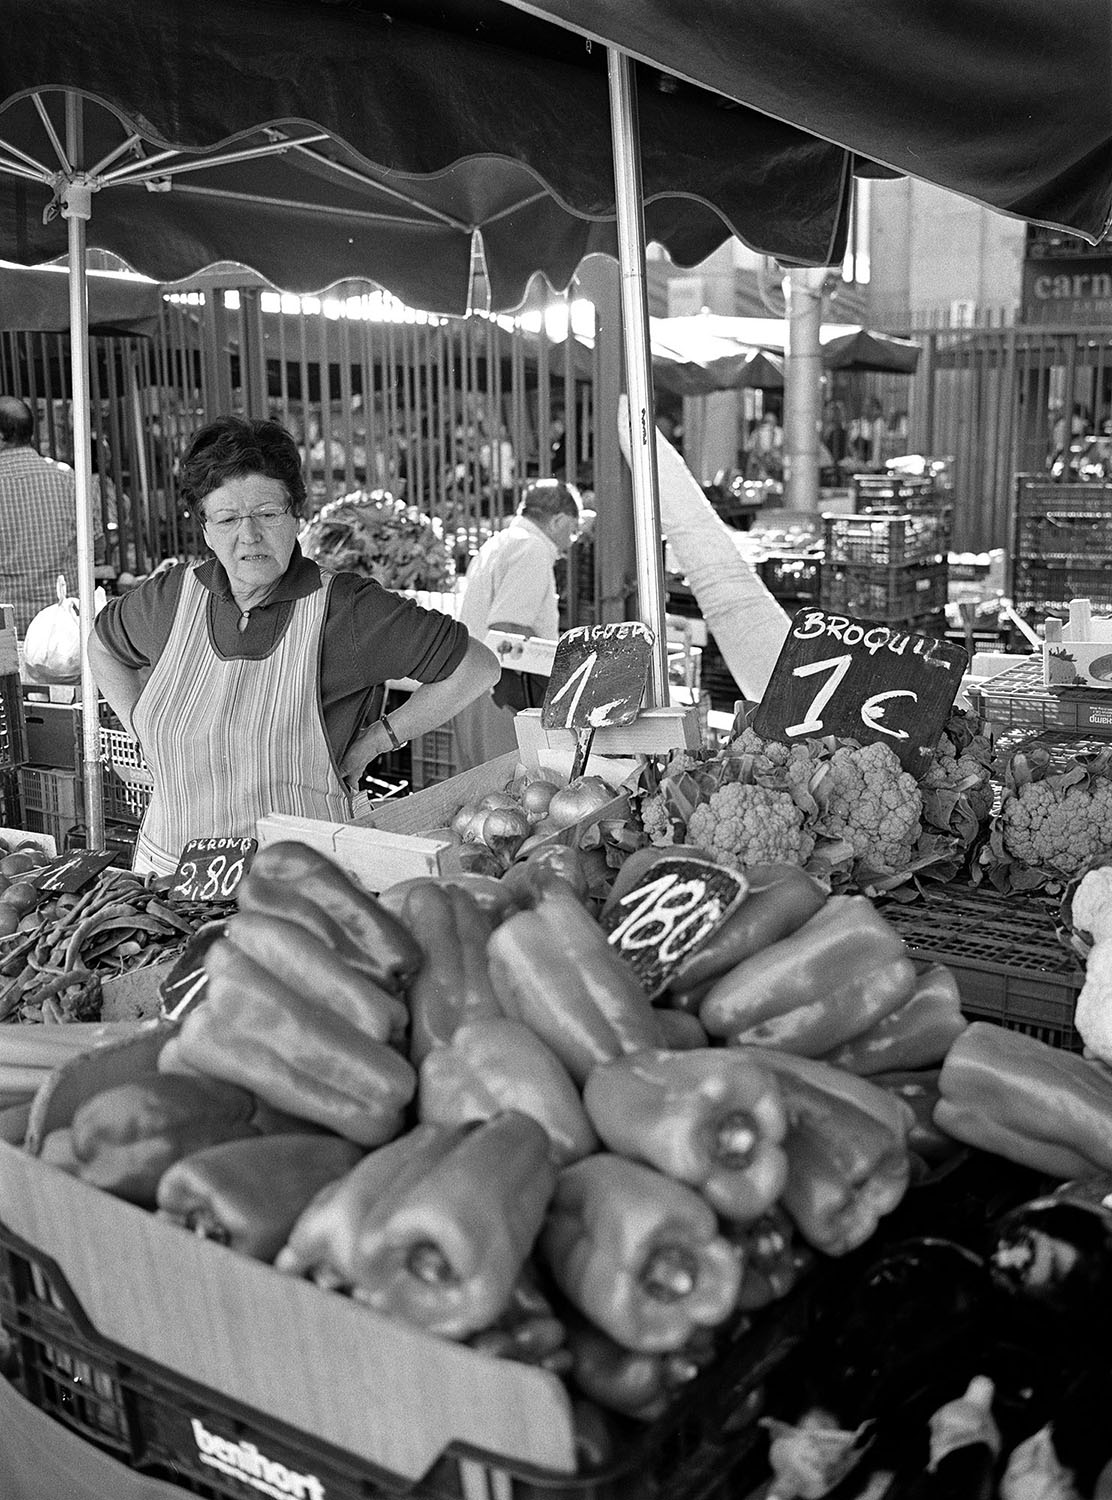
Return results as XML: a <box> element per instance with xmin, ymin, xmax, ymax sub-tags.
<box><xmin>451</xmin><ymin>477</ymin><xmax>584</xmax><ymax>770</ymax></box>
<box><xmin>88</xmin><ymin>416</ymin><xmax>499</xmax><ymax>875</ymax></box>
<box><xmin>0</xmin><ymin>395</ymin><xmax>103</xmax><ymax>636</ymax></box>
<box><xmin>743</xmin><ymin>409</ymin><xmax>784</xmax><ymax>481</ymax></box>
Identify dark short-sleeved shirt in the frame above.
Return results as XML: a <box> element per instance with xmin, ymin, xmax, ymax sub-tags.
<box><xmin>93</xmin><ymin>546</ymin><xmax>469</xmax><ymax>763</ymax></box>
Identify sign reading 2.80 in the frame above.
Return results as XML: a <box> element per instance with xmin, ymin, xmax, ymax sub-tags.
<box><xmin>752</xmin><ymin>607</ymin><xmax>968</xmax><ymax>776</ymax></box>
<box><xmin>600</xmin><ymin>855</ymin><xmax>748</xmax><ymax>999</ymax></box>
<box><xmin>170</xmin><ymin>837</ymin><xmax>257</xmax><ymax>904</ymax></box>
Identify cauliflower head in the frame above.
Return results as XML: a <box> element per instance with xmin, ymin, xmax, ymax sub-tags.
<box><xmin>1074</xmin><ymin>937</ymin><xmax>1112</xmax><ymax>1063</ymax></box>
<box><xmin>815</xmin><ymin>740</ymin><xmax>923</xmax><ymax>875</ymax></box>
<box><xmin>1071</xmin><ymin>865</ymin><xmax>1112</xmax><ymax>945</ymax></box>
<box><xmin>999</xmin><ymin>778</ymin><xmax>1112</xmax><ymax>877</ymax></box>
<box><xmin>686</xmin><ymin>782</ymin><xmax>815</xmax><ymax>870</ymax></box>
<box><xmin>638</xmin><ymin>789</ymin><xmax>676</xmax><ymax>846</ymax></box>
<box><xmin>919</xmin><ymin>742</ymin><xmax>995</xmax><ymax>826</ymax></box>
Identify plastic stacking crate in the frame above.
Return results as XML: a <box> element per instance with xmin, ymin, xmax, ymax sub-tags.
<box><xmin>0</xmin><ymin>1205</ymin><xmax>813</xmax><ymax>1500</ymax></box>
<box><xmin>409</xmin><ymin>726</ymin><xmax>458</xmax><ymax>791</ymax></box>
<box><xmin>0</xmin><ymin>675</ymin><xmax>27</xmax><ymax>767</ymax></box>
<box><xmin>823</xmin><ymin>511</ymin><xmax>951</xmax><ymax>567</ymax></box>
<box><xmin>1015</xmin><ymin>479</ymin><xmax>1112</xmax><ymax>561</ymax></box>
<box><xmin>758</xmin><ymin>555</ymin><xmax>822</xmax><ymax>604</ymax></box>
<box><xmin>970</xmin><ymin>657</ymin><xmax>1112</xmax><ymax>737</ymax></box>
<box><xmin>1011</xmin><ymin>558</ymin><xmax>1112</xmax><ymax>616</ymax></box>
<box><xmin>16</xmin><ymin>765</ymin><xmax>82</xmax><ymax>849</ymax></box>
<box><xmin>852</xmin><ymin>473</ymin><xmax>946</xmax><ymax>513</ymax></box>
<box><xmin>819</xmin><ymin>559</ymin><xmax>948</xmax><ymax>621</ymax></box>
<box><xmin>881</xmin><ymin>885</ymin><xmax>1083</xmax><ymax>1050</ymax></box>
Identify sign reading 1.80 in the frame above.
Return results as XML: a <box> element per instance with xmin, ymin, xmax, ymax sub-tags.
<box><xmin>751</xmin><ymin>607</ymin><xmax>968</xmax><ymax>776</ymax></box>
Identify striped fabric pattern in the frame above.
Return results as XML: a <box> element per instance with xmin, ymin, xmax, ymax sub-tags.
<box><xmin>132</xmin><ymin>566</ymin><xmax>351</xmax><ymax>874</ymax></box>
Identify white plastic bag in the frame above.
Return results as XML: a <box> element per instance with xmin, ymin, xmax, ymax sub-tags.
<box><xmin>22</xmin><ymin>575</ymin><xmax>105</xmax><ymax>685</ymax></box>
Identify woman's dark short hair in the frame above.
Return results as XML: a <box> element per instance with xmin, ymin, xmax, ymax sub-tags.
<box><xmin>180</xmin><ymin>417</ymin><xmax>307</xmax><ymax>519</ymax></box>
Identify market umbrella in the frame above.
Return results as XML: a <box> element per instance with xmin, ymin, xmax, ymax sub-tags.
<box><xmin>0</xmin><ymin>262</ymin><xmax>161</xmax><ymax>336</ymax></box>
<box><xmin>820</xmin><ymin>328</ymin><xmax>921</xmax><ymax>376</ymax></box>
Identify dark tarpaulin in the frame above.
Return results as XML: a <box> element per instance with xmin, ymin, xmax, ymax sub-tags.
<box><xmin>0</xmin><ymin>264</ymin><xmax>161</xmax><ymax>335</ymax></box>
<box><xmin>0</xmin><ymin>0</ymin><xmax>856</xmax><ymax>315</ymax></box>
<box><xmin>504</xmin><ymin>0</ymin><xmax>1112</xmax><ymax>245</ymax></box>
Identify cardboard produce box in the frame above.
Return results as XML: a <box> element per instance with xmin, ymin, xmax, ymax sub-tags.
<box><xmin>1</xmin><ymin>1027</ymin><xmax>578</xmax><ymax>1492</ymax></box>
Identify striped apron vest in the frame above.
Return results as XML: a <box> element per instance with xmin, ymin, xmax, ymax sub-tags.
<box><xmin>131</xmin><ymin>566</ymin><xmax>351</xmax><ymax>875</ymax></box>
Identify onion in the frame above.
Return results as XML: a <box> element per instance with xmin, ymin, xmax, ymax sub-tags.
<box><xmin>520</xmin><ymin>779</ymin><xmax>560</xmax><ymax>822</ymax></box>
<box><xmin>477</xmin><ymin>791</ymin><xmax>520</xmax><ymax>813</ymax></box>
<box><xmin>547</xmin><ymin>776</ymin><xmax>614</xmax><ymax>830</ymax></box>
<box><xmin>481</xmin><ymin>806</ymin><xmax>532</xmax><ymax>864</ymax></box>
<box><xmin>450</xmin><ymin>801</ymin><xmax>488</xmax><ymax>843</ymax></box>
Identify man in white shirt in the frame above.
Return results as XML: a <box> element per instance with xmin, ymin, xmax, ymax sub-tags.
<box><xmin>452</xmin><ymin>478</ymin><xmax>583</xmax><ymax>769</ymax></box>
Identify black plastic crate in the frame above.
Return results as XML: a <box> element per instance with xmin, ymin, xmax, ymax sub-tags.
<box><xmin>819</xmin><ymin>559</ymin><xmax>948</xmax><ymax>621</ymax></box>
<box><xmin>971</xmin><ymin>656</ymin><xmax>1112</xmax><ymax>737</ymax></box>
<box><xmin>758</xmin><ymin>555</ymin><xmax>821</xmax><ymax>603</ymax></box>
<box><xmin>1016</xmin><ymin>486</ymin><xmax>1112</xmax><ymax>561</ymax></box>
<box><xmin>409</xmin><ymin>726</ymin><xmax>458</xmax><ymax>791</ymax></box>
<box><xmin>1011</xmin><ymin>557</ymin><xmax>1112</xmax><ymax>615</ymax></box>
<box><xmin>0</xmin><ymin>1221</ymin><xmax>813</xmax><ymax>1500</ymax></box>
<box><xmin>823</xmin><ymin>511</ymin><xmax>952</xmax><ymax>567</ymax></box>
<box><xmin>0</xmin><ymin>674</ymin><xmax>26</xmax><ymax>767</ymax></box>
<box><xmin>881</xmin><ymin>885</ymin><xmax>1083</xmax><ymax>1050</ymax></box>
<box><xmin>852</xmin><ymin>473</ymin><xmax>940</xmax><ymax>508</ymax></box>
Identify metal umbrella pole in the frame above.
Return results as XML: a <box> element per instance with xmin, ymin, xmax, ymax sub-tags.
<box><xmin>61</xmin><ymin>93</ymin><xmax>105</xmax><ymax>851</ymax></box>
<box><xmin>606</xmin><ymin>49</ymin><xmax>669</xmax><ymax>710</ymax></box>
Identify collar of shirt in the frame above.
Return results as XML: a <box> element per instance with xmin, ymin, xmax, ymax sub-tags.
<box><xmin>509</xmin><ymin>513</ymin><xmax>559</xmax><ymax>563</ymax></box>
<box><xmin>195</xmin><ymin>541</ymin><xmax>320</xmax><ymax>606</ymax></box>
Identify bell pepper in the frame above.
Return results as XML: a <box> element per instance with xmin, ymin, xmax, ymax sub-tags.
<box><xmin>417</xmin><ymin>1016</ymin><xmax>597</xmax><ymax>1166</ymax></box>
<box><xmin>156</xmin><ymin>1132</ymin><xmax>365</xmax><ymax>1262</ymax></box>
<box><xmin>567</xmin><ymin>1318</ymin><xmax>718</xmax><ymax>1421</ymax></box>
<box><xmin>539</xmin><ymin>1152</ymin><xmax>742</xmax><ymax>1354</ymax></box>
<box><xmin>175</xmin><ymin>938</ymin><xmax>416</xmax><ymax>1146</ymax></box>
<box><xmin>277</xmin><ymin>1112</ymin><xmax>556</xmax><ymax>1340</ymax></box>
<box><xmin>869</xmin><ymin>1069</ymin><xmax>961</xmax><ymax>1168</ymax></box>
<box><xmin>667</xmin><ymin>862</ymin><xmax>827</xmax><ymax>995</ymax></box>
<box><xmin>236</xmin><ymin>840</ymin><xmax>424</xmax><ymax>995</ymax></box>
<box><xmin>69</xmin><ymin>1071</ymin><xmax>262</xmax><ymax>1207</ymax></box>
<box><xmin>741</xmin><ymin>1050</ymin><xmax>911</xmax><ymax>1257</ymax></box>
<box><xmin>935</xmin><ymin>1022</ymin><xmax>1112</xmax><ymax>1179</ymax></box>
<box><xmin>487</xmin><ymin>884</ymin><xmax>665</xmax><ymax>1086</ymax></box>
<box><xmin>725</xmin><ymin>1204</ymin><xmax>814</xmax><ymax>1310</ymax></box>
<box><xmin>582</xmin><ymin>1048</ymin><xmax>788</xmax><ymax>1223</ymax></box>
<box><xmin>821</xmin><ymin>965</ymin><xmax>967</xmax><ymax>1076</ymax></box>
<box><xmin>400</xmin><ymin>882</ymin><xmax>501</xmax><ymax>1065</ymax></box>
<box><xmin>468</xmin><ymin>1264</ymin><xmax>571</xmax><ymax>1373</ymax></box>
<box><xmin>225</xmin><ymin>910</ymin><xmax>408</xmax><ymax>1047</ymax></box>
<box><xmin>654</xmin><ymin>1007</ymin><xmax>710</xmax><ymax>1050</ymax></box>
<box><xmin>700</xmin><ymin>896</ymin><xmax>918</xmax><ymax>1056</ymax></box>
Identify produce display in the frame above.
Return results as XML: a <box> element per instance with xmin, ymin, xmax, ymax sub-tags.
<box><xmin>298</xmin><ymin>489</ymin><xmax>455</xmax><ymax>592</ymax></box>
<box><xmin>637</xmin><ymin>707</ymin><xmax>995</xmax><ymax>896</ymax></box>
<box><xmin>10</xmin><ymin>802</ymin><xmax>1112</xmax><ymax>1493</ymax></box>
<box><xmin>0</xmin><ymin>857</ymin><xmax>217</xmax><ymax>1027</ymax></box>
<box><xmin>18</xmin><ymin>834</ymin><xmax>980</xmax><ymax>1459</ymax></box>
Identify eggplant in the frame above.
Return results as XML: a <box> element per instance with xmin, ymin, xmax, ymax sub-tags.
<box><xmin>989</xmin><ymin>1175</ymin><xmax>1112</xmax><ymax>1335</ymax></box>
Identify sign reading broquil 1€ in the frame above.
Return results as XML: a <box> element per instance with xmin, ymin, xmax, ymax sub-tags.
<box><xmin>751</xmin><ymin>607</ymin><xmax>968</xmax><ymax>776</ymax></box>
<box><xmin>600</xmin><ymin>854</ymin><xmax>749</xmax><ymax>1000</ymax></box>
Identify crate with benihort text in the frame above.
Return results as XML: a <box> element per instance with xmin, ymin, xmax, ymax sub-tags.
<box><xmin>0</xmin><ymin>1025</ymin><xmax>812</xmax><ymax>1500</ymax></box>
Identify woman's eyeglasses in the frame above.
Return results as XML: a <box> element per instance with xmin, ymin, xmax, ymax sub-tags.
<box><xmin>204</xmin><ymin>507</ymin><xmax>292</xmax><ymax>534</ymax></box>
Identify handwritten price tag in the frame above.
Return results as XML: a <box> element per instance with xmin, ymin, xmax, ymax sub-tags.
<box><xmin>32</xmin><ymin>849</ymin><xmax>117</xmax><ymax>895</ymax></box>
<box><xmin>541</xmin><ymin>622</ymin><xmax>654</xmax><ymax>732</ymax></box>
<box><xmin>170</xmin><ymin>837</ymin><xmax>257</xmax><ymax>905</ymax></box>
<box><xmin>600</xmin><ymin>855</ymin><xmax>748</xmax><ymax>999</ymax></box>
<box><xmin>752</xmin><ymin>607</ymin><xmax>968</xmax><ymax>775</ymax></box>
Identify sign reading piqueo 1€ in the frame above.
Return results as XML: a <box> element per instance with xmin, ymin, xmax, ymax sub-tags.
<box><xmin>601</xmin><ymin>854</ymin><xmax>749</xmax><ymax>1000</ymax></box>
<box><xmin>752</xmin><ymin>607</ymin><xmax>968</xmax><ymax>776</ymax></box>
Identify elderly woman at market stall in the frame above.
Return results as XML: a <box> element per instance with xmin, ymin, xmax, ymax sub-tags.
<box><xmin>87</xmin><ymin>416</ymin><xmax>499</xmax><ymax>875</ymax></box>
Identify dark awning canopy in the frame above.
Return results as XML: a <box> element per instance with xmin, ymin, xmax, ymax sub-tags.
<box><xmin>0</xmin><ymin>262</ymin><xmax>161</xmax><ymax>335</ymax></box>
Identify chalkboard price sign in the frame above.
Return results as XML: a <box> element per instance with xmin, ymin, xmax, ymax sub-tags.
<box><xmin>541</xmin><ymin>622</ymin><xmax>655</xmax><ymax>733</ymax></box>
<box><xmin>170</xmin><ymin>837</ymin><xmax>257</xmax><ymax>904</ymax></box>
<box><xmin>752</xmin><ymin>608</ymin><xmax>968</xmax><ymax>775</ymax></box>
<box><xmin>32</xmin><ymin>849</ymin><xmax>117</xmax><ymax>895</ymax></box>
<box><xmin>158</xmin><ymin>918</ymin><xmax>227</xmax><ymax>1021</ymax></box>
<box><xmin>600</xmin><ymin>854</ymin><xmax>748</xmax><ymax>1000</ymax></box>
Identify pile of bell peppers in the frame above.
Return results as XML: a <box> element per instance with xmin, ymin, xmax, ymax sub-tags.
<box><xmin>47</xmin><ymin>836</ymin><xmax>1001</xmax><ymax>1444</ymax></box>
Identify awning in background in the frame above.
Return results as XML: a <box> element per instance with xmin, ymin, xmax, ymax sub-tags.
<box><xmin>0</xmin><ymin>262</ymin><xmax>161</xmax><ymax>335</ymax></box>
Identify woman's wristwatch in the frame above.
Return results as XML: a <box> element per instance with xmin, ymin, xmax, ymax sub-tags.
<box><xmin>375</xmin><ymin>712</ymin><xmax>407</xmax><ymax>752</ymax></box>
